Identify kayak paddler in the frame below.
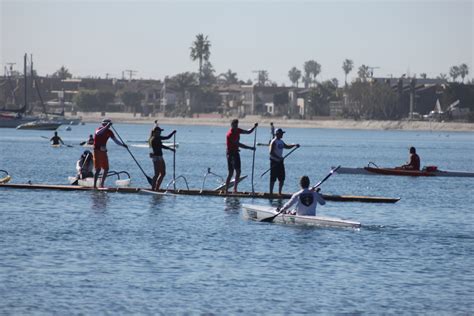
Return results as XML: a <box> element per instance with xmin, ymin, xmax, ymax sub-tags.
<box><xmin>76</xmin><ymin>150</ymin><xmax>94</xmax><ymax>179</ymax></box>
<box><xmin>93</xmin><ymin>119</ymin><xmax>127</xmax><ymax>188</ymax></box>
<box><xmin>50</xmin><ymin>131</ymin><xmax>64</xmax><ymax>146</ymax></box>
<box><xmin>277</xmin><ymin>175</ymin><xmax>326</xmax><ymax>216</ymax></box>
<box><xmin>397</xmin><ymin>146</ymin><xmax>420</xmax><ymax>171</ymax></box>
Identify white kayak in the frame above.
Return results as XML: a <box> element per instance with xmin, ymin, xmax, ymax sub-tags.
<box><xmin>335</xmin><ymin>166</ymin><xmax>474</xmax><ymax>178</ymax></box>
<box><xmin>242</xmin><ymin>204</ymin><xmax>361</xmax><ymax>228</ymax></box>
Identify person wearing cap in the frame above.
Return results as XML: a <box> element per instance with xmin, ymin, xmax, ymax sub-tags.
<box><xmin>148</xmin><ymin>125</ymin><xmax>176</xmax><ymax>191</ymax></box>
<box><xmin>269</xmin><ymin>128</ymin><xmax>299</xmax><ymax>195</ymax></box>
<box><xmin>76</xmin><ymin>150</ymin><xmax>94</xmax><ymax>179</ymax></box>
<box><xmin>93</xmin><ymin>119</ymin><xmax>127</xmax><ymax>188</ymax></box>
<box><xmin>224</xmin><ymin>119</ymin><xmax>258</xmax><ymax>193</ymax></box>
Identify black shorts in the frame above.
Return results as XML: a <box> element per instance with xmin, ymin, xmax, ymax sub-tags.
<box><xmin>227</xmin><ymin>151</ymin><xmax>241</xmax><ymax>172</ymax></box>
<box><xmin>270</xmin><ymin>160</ymin><xmax>285</xmax><ymax>182</ymax></box>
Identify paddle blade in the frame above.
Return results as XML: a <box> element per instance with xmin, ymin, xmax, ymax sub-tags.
<box><xmin>146</xmin><ymin>176</ymin><xmax>154</xmax><ymax>186</ymax></box>
<box><xmin>260</xmin><ymin>209</ymin><xmax>282</xmax><ymax>222</ymax></box>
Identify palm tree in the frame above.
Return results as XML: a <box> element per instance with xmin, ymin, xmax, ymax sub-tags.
<box><xmin>449</xmin><ymin>65</ymin><xmax>460</xmax><ymax>82</ymax></box>
<box><xmin>257</xmin><ymin>70</ymin><xmax>269</xmax><ymax>86</ymax></box>
<box><xmin>52</xmin><ymin>66</ymin><xmax>72</xmax><ymax>79</ymax></box>
<box><xmin>190</xmin><ymin>34</ymin><xmax>211</xmax><ymax>85</ymax></box>
<box><xmin>437</xmin><ymin>73</ymin><xmax>448</xmax><ymax>80</ymax></box>
<box><xmin>220</xmin><ymin>69</ymin><xmax>238</xmax><ymax>84</ymax></box>
<box><xmin>303</xmin><ymin>60</ymin><xmax>321</xmax><ymax>87</ymax></box>
<box><xmin>459</xmin><ymin>63</ymin><xmax>469</xmax><ymax>83</ymax></box>
<box><xmin>288</xmin><ymin>67</ymin><xmax>302</xmax><ymax>87</ymax></box>
<box><xmin>358</xmin><ymin>65</ymin><xmax>370</xmax><ymax>81</ymax></box>
<box><xmin>342</xmin><ymin>59</ymin><xmax>354</xmax><ymax>87</ymax></box>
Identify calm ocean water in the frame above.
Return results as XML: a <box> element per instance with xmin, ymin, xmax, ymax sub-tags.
<box><xmin>1</xmin><ymin>122</ymin><xmax>473</xmax><ymax>314</ymax></box>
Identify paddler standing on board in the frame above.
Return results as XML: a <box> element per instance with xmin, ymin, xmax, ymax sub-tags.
<box><xmin>224</xmin><ymin>119</ymin><xmax>258</xmax><ymax>193</ymax></box>
<box><xmin>269</xmin><ymin>128</ymin><xmax>299</xmax><ymax>195</ymax></box>
<box><xmin>148</xmin><ymin>125</ymin><xmax>176</xmax><ymax>191</ymax></box>
<box><xmin>93</xmin><ymin>119</ymin><xmax>127</xmax><ymax>188</ymax></box>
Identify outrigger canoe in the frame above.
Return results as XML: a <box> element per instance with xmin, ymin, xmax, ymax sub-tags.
<box><xmin>0</xmin><ymin>183</ymin><xmax>400</xmax><ymax>203</ymax></box>
<box><xmin>336</xmin><ymin>165</ymin><xmax>474</xmax><ymax>178</ymax></box>
<box><xmin>242</xmin><ymin>204</ymin><xmax>361</xmax><ymax>228</ymax></box>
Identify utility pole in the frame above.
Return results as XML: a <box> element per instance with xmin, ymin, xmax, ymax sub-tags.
<box><xmin>124</xmin><ymin>69</ymin><xmax>138</xmax><ymax>81</ymax></box>
<box><xmin>367</xmin><ymin>66</ymin><xmax>380</xmax><ymax>78</ymax></box>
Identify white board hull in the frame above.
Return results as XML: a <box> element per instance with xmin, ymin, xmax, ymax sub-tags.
<box><xmin>242</xmin><ymin>204</ymin><xmax>361</xmax><ymax>228</ymax></box>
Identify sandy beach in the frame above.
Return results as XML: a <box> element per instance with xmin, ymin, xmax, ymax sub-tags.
<box><xmin>73</xmin><ymin>112</ymin><xmax>474</xmax><ymax>132</ymax></box>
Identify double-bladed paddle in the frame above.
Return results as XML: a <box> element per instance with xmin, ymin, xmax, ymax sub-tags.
<box><xmin>111</xmin><ymin>126</ymin><xmax>154</xmax><ymax>186</ymax></box>
<box><xmin>260</xmin><ymin>165</ymin><xmax>341</xmax><ymax>223</ymax></box>
<box><xmin>71</xmin><ymin>152</ymin><xmax>91</xmax><ymax>185</ymax></box>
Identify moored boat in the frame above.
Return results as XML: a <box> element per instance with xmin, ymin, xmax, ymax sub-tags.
<box><xmin>336</xmin><ymin>165</ymin><xmax>474</xmax><ymax>178</ymax></box>
<box><xmin>242</xmin><ymin>204</ymin><xmax>361</xmax><ymax>228</ymax></box>
<box><xmin>17</xmin><ymin>120</ymin><xmax>62</xmax><ymax>130</ymax></box>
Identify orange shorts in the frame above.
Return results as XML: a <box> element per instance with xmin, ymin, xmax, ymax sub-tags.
<box><xmin>93</xmin><ymin>150</ymin><xmax>109</xmax><ymax>170</ymax></box>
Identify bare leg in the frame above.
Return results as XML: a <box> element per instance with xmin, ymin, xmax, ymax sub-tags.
<box><xmin>152</xmin><ymin>160</ymin><xmax>159</xmax><ymax>190</ymax></box>
<box><xmin>100</xmin><ymin>167</ymin><xmax>108</xmax><ymax>188</ymax></box>
<box><xmin>93</xmin><ymin>168</ymin><xmax>101</xmax><ymax>188</ymax></box>
<box><xmin>278</xmin><ymin>180</ymin><xmax>284</xmax><ymax>195</ymax></box>
<box><xmin>224</xmin><ymin>170</ymin><xmax>234</xmax><ymax>193</ymax></box>
<box><xmin>155</xmin><ymin>160</ymin><xmax>166</xmax><ymax>191</ymax></box>
<box><xmin>233</xmin><ymin>169</ymin><xmax>241</xmax><ymax>193</ymax></box>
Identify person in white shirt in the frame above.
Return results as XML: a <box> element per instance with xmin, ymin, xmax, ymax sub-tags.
<box><xmin>269</xmin><ymin>128</ymin><xmax>299</xmax><ymax>195</ymax></box>
<box><xmin>279</xmin><ymin>176</ymin><xmax>326</xmax><ymax>216</ymax></box>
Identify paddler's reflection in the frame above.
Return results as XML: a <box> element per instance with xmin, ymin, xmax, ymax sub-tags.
<box><xmin>90</xmin><ymin>191</ymin><xmax>110</xmax><ymax>211</ymax></box>
<box><xmin>224</xmin><ymin>197</ymin><xmax>241</xmax><ymax>214</ymax></box>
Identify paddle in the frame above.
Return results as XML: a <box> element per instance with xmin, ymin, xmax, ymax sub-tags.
<box><xmin>173</xmin><ymin>132</ymin><xmax>176</xmax><ymax>190</ymax></box>
<box><xmin>260</xmin><ymin>165</ymin><xmax>340</xmax><ymax>223</ymax></box>
<box><xmin>251</xmin><ymin>125</ymin><xmax>257</xmax><ymax>193</ymax></box>
<box><xmin>260</xmin><ymin>146</ymin><xmax>299</xmax><ymax>178</ymax></box>
<box><xmin>71</xmin><ymin>152</ymin><xmax>91</xmax><ymax>185</ymax></box>
<box><xmin>79</xmin><ymin>141</ymin><xmax>86</xmax><ymax>146</ymax></box>
<box><xmin>110</xmin><ymin>125</ymin><xmax>154</xmax><ymax>186</ymax></box>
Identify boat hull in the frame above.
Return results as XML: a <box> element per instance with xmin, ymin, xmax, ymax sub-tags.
<box><xmin>242</xmin><ymin>204</ymin><xmax>361</xmax><ymax>228</ymax></box>
<box><xmin>337</xmin><ymin>166</ymin><xmax>474</xmax><ymax>178</ymax></box>
<box><xmin>16</xmin><ymin>121</ymin><xmax>62</xmax><ymax>130</ymax></box>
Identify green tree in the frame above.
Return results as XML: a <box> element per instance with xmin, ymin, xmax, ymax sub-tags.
<box><xmin>459</xmin><ymin>63</ymin><xmax>469</xmax><ymax>83</ymax></box>
<box><xmin>288</xmin><ymin>67</ymin><xmax>302</xmax><ymax>87</ymax></box>
<box><xmin>52</xmin><ymin>66</ymin><xmax>72</xmax><ymax>79</ymax></box>
<box><xmin>357</xmin><ymin>65</ymin><xmax>370</xmax><ymax>81</ymax></box>
<box><xmin>97</xmin><ymin>91</ymin><xmax>115</xmax><ymax>110</ymax></box>
<box><xmin>120</xmin><ymin>91</ymin><xmax>143</xmax><ymax>115</ymax></box>
<box><xmin>201</xmin><ymin>61</ymin><xmax>216</xmax><ymax>85</ymax></box>
<box><xmin>342</xmin><ymin>59</ymin><xmax>354</xmax><ymax>87</ymax></box>
<box><xmin>220</xmin><ymin>69</ymin><xmax>239</xmax><ymax>84</ymax></box>
<box><xmin>257</xmin><ymin>70</ymin><xmax>269</xmax><ymax>86</ymax></box>
<box><xmin>190</xmin><ymin>34</ymin><xmax>211</xmax><ymax>85</ymax></box>
<box><xmin>449</xmin><ymin>65</ymin><xmax>460</xmax><ymax>82</ymax></box>
<box><xmin>73</xmin><ymin>90</ymin><xmax>100</xmax><ymax>112</ymax></box>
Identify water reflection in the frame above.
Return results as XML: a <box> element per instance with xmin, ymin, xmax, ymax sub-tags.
<box><xmin>224</xmin><ymin>197</ymin><xmax>241</xmax><ymax>214</ymax></box>
<box><xmin>90</xmin><ymin>191</ymin><xmax>110</xmax><ymax>211</ymax></box>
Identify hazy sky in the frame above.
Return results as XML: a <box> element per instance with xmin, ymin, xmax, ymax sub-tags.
<box><xmin>1</xmin><ymin>0</ymin><xmax>473</xmax><ymax>85</ymax></box>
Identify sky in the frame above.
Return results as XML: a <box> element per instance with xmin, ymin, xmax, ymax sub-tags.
<box><xmin>1</xmin><ymin>0</ymin><xmax>473</xmax><ymax>85</ymax></box>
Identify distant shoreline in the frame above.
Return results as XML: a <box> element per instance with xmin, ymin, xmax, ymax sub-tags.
<box><xmin>72</xmin><ymin>112</ymin><xmax>474</xmax><ymax>132</ymax></box>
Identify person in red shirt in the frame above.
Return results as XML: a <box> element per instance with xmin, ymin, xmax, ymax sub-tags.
<box><xmin>93</xmin><ymin>119</ymin><xmax>127</xmax><ymax>188</ymax></box>
<box><xmin>224</xmin><ymin>119</ymin><xmax>258</xmax><ymax>193</ymax></box>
